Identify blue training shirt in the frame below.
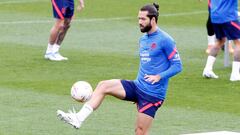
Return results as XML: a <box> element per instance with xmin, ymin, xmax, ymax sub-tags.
<box><xmin>134</xmin><ymin>27</ymin><xmax>182</xmax><ymax>100</ymax></box>
<box><xmin>210</xmin><ymin>0</ymin><xmax>238</xmax><ymax>23</ymax></box>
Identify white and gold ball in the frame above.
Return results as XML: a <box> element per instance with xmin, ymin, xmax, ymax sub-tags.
<box><xmin>71</xmin><ymin>81</ymin><xmax>93</xmax><ymax>102</ymax></box>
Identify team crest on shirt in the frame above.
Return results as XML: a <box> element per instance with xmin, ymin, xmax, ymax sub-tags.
<box><xmin>150</xmin><ymin>43</ymin><xmax>157</xmax><ymax>50</ymax></box>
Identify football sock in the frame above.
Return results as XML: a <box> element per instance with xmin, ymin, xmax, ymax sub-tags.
<box><xmin>46</xmin><ymin>43</ymin><xmax>53</xmax><ymax>54</ymax></box>
<box><xmin>52</xmin><ymin>44</ymin><xmax>60</xmax><ymax>53</ymax></box>
<box><xmin>204</xmin><ymin>56</ymin><xmax>216</xmax><ymax>71</ymax></box>
<box><xmin>231</xmin><ymin>61</ymin><xmax>240</xmax><ymax>75</ymax></box>
<box><xmin>207</xmin><ymin>35</ymin><xmax>216</xmax><ymax>46</ymax></box>
<box><xmin>77</xmin><ymin>104</ymin><xmax>93</xmax><ymax>122</ymax></box>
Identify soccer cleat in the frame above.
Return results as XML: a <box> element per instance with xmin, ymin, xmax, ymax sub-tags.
<box><xmin>203</xmin><ymin>69</ymin><xmax>219</xmax><ymax>79</ymax></box>
<box><xmin>44</xmin><ymin>53</ymin><xmax>53</xmax><ymax>59</ymax></box>
<box><xmin>44</xmin><ymin>52</ymin><xmax>68</xmax><ymax>61</ymax></box>
<box><xmin>53</xmin><ymin>52</ymin><xmax>68</xmax><ymax>61</ymax></box>
<box><xmin>57</xmin><ymin>108</ymin><xmax>81</xmax><ymax>129</ymax></box>
<box><xmin>44</xmin><ymin>53</ymin><xmax>62</xmax><ymax>61</ymax></box>
<box><xmin>230</xmin><ymin>74</ymin><xmax>240</xmax><ymax>81</ymax></box>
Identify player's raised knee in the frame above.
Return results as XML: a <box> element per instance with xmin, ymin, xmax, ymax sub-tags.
<box><xmin>96</xmin><ymin>80</ymin><xmax>115</xmax><ymax>94</ymax></box>
<box><xmin>96</xmin><ymin>80</ymin><xmax>109</xmax><ymax>92</ymax></box>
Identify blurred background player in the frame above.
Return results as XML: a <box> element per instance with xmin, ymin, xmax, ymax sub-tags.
<box><xmin>199</xmin><ymin>0</ymin><xmax>234</xmax><ymax>54</ymax></box>
<box><xmin>57</xmin><ymin>3</ymin><xmax>182</xmax><ymax>134</ymax></box>
<box><xmin>205</xmin><ymin>13</ymin><xmax>216</xmax><ymax>54</ymax></box>
<box><xmin>203</xmin><ymin>0</ymin><xmax>240</xmax><ymax>81</ymax></box>
<box><xmin>44</xmin><ymin>0</ymin><xmax>84</xmax><ymax>61</ymax></box>
<box><xmin>205</xmin><ymin>0</ymin><xmax>216</xmax><ymax>54</ymax></box>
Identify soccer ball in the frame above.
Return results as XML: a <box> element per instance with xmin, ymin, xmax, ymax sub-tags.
<box><xmin>71</xmin><ymin>81</ymin><xmax>93</xmax><ymax>102</ymax></box>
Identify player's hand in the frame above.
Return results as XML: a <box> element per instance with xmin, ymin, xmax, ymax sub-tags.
<box><xmin>144</xmin><ymin>74</ymin><xmax>161</xmax><ymax>84</ymax></box>
<box><xmin>77</xmin><ymin>5</ymin><xmax>84</xmax><ymax>12</ymax></box>
<box><xmin>77</xmin><ymin>0</ymin><xmax>84</xmax><ymax>12</ymax></box>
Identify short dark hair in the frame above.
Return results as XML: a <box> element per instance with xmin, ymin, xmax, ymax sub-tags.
<box><xmin>140</xmin><ymin>3</ymin><xmax>159</xmax><ymax>23</ymax></box>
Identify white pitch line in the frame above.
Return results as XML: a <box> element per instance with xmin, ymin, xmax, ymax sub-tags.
<box><xmin>181</xmin><ymin>131</ymin><xmax>240</xmax><ymax>135</ymax></box>
<box><xmin>0</xmin><ymin>17</ymin><xmax>133</xmax><ymax>25</ymax></box>
<box><xmin>0</xmin><ymin>0</ymin><xmax>47</xmax><ymax>5</ymax></box>
<box><xmin>0</xmin><ymin>10</ymin><xmax>207</xmax><ymax>25</ymax></box>
<box><xmin>160</xmin><ymin>10</ymin><xmax>207</xmax><ymax>17</ymax></box>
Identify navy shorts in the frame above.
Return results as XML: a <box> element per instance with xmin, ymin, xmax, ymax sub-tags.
<box><xmin>121</xmin><ymin>80</ymin><xmax>164</xmax><ymax>118</ymax></box>
<box><xmin>51</xmin><ymin>0</ymin><xmax>74</xmax><ymax>19</ymax></box>
<box><xmin>212</xmin><ymin>20</ymin><xmax>240</xmax><ymax>40</ymax></box>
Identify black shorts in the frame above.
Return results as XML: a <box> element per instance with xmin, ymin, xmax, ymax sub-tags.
<box><xmin>206</xmin><ymin>14</ymin><xmax>215</xmax><ymax>36</ymax></box>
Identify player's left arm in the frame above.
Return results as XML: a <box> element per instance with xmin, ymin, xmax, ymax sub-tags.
<box><xmin>158</xmin><ymin>40</ymin><xmax>182</xmax><ymax>79</ymax></box>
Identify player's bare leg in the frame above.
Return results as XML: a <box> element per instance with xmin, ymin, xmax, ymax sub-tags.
<box><xmin>45</xmin><ymin>18</ymin><xmax>71</xmax><ymax>61</ymax></box>
<box><xmin>228</xmin><ymin>41</ymin><xmax>234</xmax><ymax>54</ymax></box>
<box><xmin>203</xmin><ymin>38</ymin><xmax>226</xmax><ymax>78</ymax></box>
<box><xmin>57</xmin><ymin>79</ymin><xmax>126</xmax><ymax>128</ymax></box>
<box><xmin>135</xmin><ymin>113</ymin><xmax>153</xmax><ymax>135</ymax></box>
<box><xmin>45</xmin><ymin>19</ymin><xmax>63</xmax><ymax>60</ymax></box>
<box><xmin>56</xmin><ymin>18</ymin><xmax>71</xmax><ymax>45</ymax></box>
<box><xmin>209</xmin><ymin>38</ymin><xmax>226</xmax><ymax>57</ymax></box>
<box><xmin>206</xmin><ymin>35</ymin><xmax>215</xmax><ymax>54</ymax></box>
<box><xmin>50</xmin><ymin>18</ymin><xmax>72</xmax><ymax>61</ymax></box>
<box><xmin>49</xmin><ymin>19</ymin><xmax>64</xmax><ymax>45</ymax></box>
<box><xmin>86</xmin><ymin>79</ymin><xmax>126</xmax><ymax>109</ymax></box>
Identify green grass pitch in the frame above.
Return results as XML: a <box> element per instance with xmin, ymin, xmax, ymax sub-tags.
<box><xmin>0</xmin><ymin>0</ymin><xmax>240</xmax><ymax>134</ymax></box>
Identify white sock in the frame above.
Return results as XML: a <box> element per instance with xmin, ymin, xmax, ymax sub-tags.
<box><xmin>52</xmin><ymin>44</ymin><xmax>60</xmax><ymax>53</ymax></box>
<box><xmin>46</xmin><ymin>43</ymin><xmax>53</xmax><ymax>54</ymax></box>
<box><xmin>207</xmin><ymin>35</ymin><xmax>216</xmax><ymax>46</ymax></box>
<box><xmin>204</xmin><ymin>56</ymin><xmax>216</xmax><ymax>71</ymax></box>
<box><xmin>231</xmin><ymin>61</ymin><xmax>240</xmax><ymax>75</ymax></box>
<box><xmin>76</xmin><ymin>104</ymin><xmax>93</xmax><ymax>122</ymax></box>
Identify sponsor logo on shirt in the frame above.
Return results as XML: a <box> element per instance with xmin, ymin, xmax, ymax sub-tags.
<box><xmin>140</xmin><ymin>50</ymin><xmax>151</xmax><ymax>63</ymax></box>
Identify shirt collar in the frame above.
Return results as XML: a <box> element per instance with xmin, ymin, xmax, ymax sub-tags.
<box><xmin>147</xmin><ymin>27</ymin><xmax>160</xmax><ymax>37</ymax></box>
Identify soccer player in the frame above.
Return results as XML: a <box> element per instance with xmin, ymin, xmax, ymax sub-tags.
<box><xmin>44</xmin><ymin>0</ymin><xmax>84</xmax><ymax>61</ymax></box>
<box><xmin>203</xmin><ymin>0</ymin><xmax>240</xmax><ymax>81</ymax></box>
<box><xmin>199</xmin><ymin>0</ymin><xmax>234</xmax><ymax>54</ymax></box>
<box><xmin>57</xmin><ymin>3</ymin><xmax>182</xmax><ymax>134</ymax></box>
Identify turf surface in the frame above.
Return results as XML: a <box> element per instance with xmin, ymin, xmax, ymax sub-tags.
<box><xmin>0</xmin><ymin>0</ymin><xmax>239</xmax><ymax>134</ymax></box>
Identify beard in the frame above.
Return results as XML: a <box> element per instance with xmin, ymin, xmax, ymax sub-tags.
<box><xmin>140</xmin><ymin>22</ymin><xmax>152</xmax><ymax>33</ymax></box>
